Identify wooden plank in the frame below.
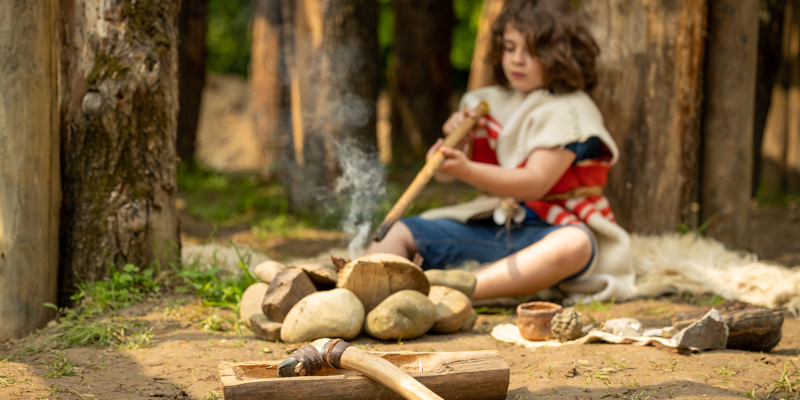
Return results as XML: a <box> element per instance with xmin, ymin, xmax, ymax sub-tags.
<box><xmin>219</xmin><ymin>350</ymin><xmax>510</xmax><ymax>400</ymax></box>
<box><xmin>700</xmin><ymin>0</ymin><xmax>760</xmax><ymax>249</ymax></box>
<box><xmin>0</xmin><ymin>1</ymin><xmax>59</xmax><ymax>339</ymax></box>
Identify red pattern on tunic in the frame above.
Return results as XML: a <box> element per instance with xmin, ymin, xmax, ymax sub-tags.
<box><xmin>469</xmin><ymin>114</ymin><xmax>617</xmax><ymax>226</ymax></box>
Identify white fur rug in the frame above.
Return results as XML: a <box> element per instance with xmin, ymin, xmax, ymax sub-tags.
<box><xmin>631</xmin><ymin>233</ymin><xmax>800</xmax><ymax>315</ymax></box>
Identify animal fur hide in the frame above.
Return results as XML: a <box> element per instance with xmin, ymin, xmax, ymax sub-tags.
<box><xmin>631</xmin><ymin>233</ymin><xmax>800</xmax><ymax>316</ymax></box>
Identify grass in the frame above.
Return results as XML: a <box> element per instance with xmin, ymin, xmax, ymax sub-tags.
<box><xmin>575</xmin><ymin>297</ymin><xmax>615</xmax><ymax>313</ymax></box>
<box><xmin>43</xmin><ymin>352</ymin><xmax>77</xmax><ymax>378</ymax></box>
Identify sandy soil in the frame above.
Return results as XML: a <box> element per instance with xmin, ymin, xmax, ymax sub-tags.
<box><xmin>2</xmin><ymin>297</ymin><xmax>799</xmax><ymax>400</ymax></box>
<box><xmin>3</xmin><ymin>75</ymin><xmax>799</xmax><ymax>400</ymax></box>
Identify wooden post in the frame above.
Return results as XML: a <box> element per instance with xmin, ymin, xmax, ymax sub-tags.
<box><xmin>0</xmin><ymin>1</ymin><xmax>60</xmax><ymax>339</ymax></box>
<box><xmin>251</xmin><ymin>0</ymin><xmax>285</xmax><ymax>175</ymax></box>
<box><xmin>761</xmin><ymin>0</ymin><xmax>795</xmax><ymax>195</ymax></box>
<box><xmin>580</xmin><ymin>0</ymin><xmax>707</xmax><ymax>234</ymax></box>
<box><xmin>787</xmin><ymin>0</ymin><xmax>800</xmax><ymax>192</ymax></box>
<box><xmin>467</xmin><ymin>0</ymin><xmax>507</xmax><ymax>91</ymax></box>
<box><xmin>700</xmin><ymin>0</ymin><xmax>760</xmax><ymax>249</ymax></box>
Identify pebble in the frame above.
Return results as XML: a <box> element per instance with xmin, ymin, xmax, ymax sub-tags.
<box><xmin>364</xmin><ymin>290</ymin><xmax>435</xmax><ymax>340</ymax></box>
<box><xmin>280</xmin><ymin>289</ymin><xmax>365</xmax><ymax>343</ymax></box>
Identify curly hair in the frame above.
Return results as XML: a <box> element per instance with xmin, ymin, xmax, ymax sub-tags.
<box><xmin>486</xmin><ymin>0</ymin><xmax>600</xmax><ymax>93</ymax></box>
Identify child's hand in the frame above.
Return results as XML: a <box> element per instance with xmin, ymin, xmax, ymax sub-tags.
<box><xmin>442</xmin><ymin>108</ymin><xmax>487</xmax><ymax>150</ymax></box>
<box><xmin>427</xmin><ymin>139</ymin><xmax>471</xmax><ymax>181</ymax></box>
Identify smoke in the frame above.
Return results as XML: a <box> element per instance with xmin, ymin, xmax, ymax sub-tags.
<box><xmin>334</xmin><ymin>138</ymin><xmax>385</xmax><ymax>259</ymax></box>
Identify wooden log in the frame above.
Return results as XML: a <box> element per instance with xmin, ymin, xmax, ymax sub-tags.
<box><xmin>219</xmin><ymin>350</ymin><xmax>510</xmax><ymax>400</ymax></box>
<box><xmin>700</xmin><ymin>0</ymin><xmax>759</xmax><ymax>249</ymax></box>
<box><xmin>580</xmin><ymin>0</ymin><xmax>707</xmax><ymax>234</ymax></box>
<box><xmin>0</xmin><ymin>1</ymin><xmax>59</xmax><ymax>339</ymax></box>
<box><xmin>337</xmin><ymin>254</ymin><xmax>430</xmax><ymax>312</ymax></box>
<box><xmin>261</xmin><ymin>268</ymin><xmax>317</xmax><ymax>322</ymax></box>
<box><xmin>671</xmin><ymin>301</ymin><xmax>784</xmax><ymax>352</ymax></box>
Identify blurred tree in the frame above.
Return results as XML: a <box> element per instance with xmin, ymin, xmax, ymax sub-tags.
<box><xmin>390</xmin><ymin>0</ymin><xmax>455</xmax><ymax>164</ymax></box>
<box><xmin>467</xmin><ymin>0</ymin><xmax>507</xmax><ymax>91</ymax></box>
<box><xmin>177</xmin><ymin>0</ymin><xmax>208</xmax><ymax>166</ymax></box>
<box><xmin>283</xmin><ymin>0</ymin><xmax>379</xmax><ymax>211</ymax></box>
<box><xmin>251</xmin><ymin>0</ymin><xmax>288</xmax><ymax>178</ymax></box>
<box><xmin>56</xmin><ymin>0</ymin><xmax>180</xmax><ymax>304</ymax></box>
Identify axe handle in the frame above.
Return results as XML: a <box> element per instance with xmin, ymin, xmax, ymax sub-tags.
<box><xmin>339</xmin><ymin>345</ymin><xmax>443</xmax><ymax>400</ymax></box>
<box><xmin>373</xmin><ymin>100</ymin><xmax>490</xmax><ymax>242</ymax></box>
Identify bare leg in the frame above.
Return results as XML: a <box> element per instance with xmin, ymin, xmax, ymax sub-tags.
<box><xmin>472</xmin><ymin>227</ymin><xmax>593</xmax><ymax>300</ymax></box>
<box><xmin>366</xmin><ymin>222</ymin><xmax>418</xmax><ymax>259</ymax></box>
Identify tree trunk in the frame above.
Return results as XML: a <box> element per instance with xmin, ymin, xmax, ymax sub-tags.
<box><xmin>176</xmin><ymin>0</ymin><xmax>207</xmax><ymax>166</ymax></box>
<box><xmin>0</xmin><ymin>2</ymin><xmax>60</xmax><ymax>339</ymax></box>
<box><xmin>390</xmin><ymin>0</ymin><xmax>454</xmax><ymax>165</ymax></box>
<box><xmin>285</xmin><ymin>0</ymin><xmax>379</xmax><ymax>210</ymax></box>
<box><xmin>580</xmin><ymin>0</ymin><xmax>707</xmax><ymax>234</ymax></box>
<box><xmin>752</xmin><ymin>0</ymin><xmax>787</xmax><ymax>196</ymax></box>
<box><xmin>252</xmin><ymin>0</ymin><xmax>286</xmax><ymax>177</ymax></box>
<box><xmin>787</xmin><ymin>0</ymin><xmax>800</xmax><ymax>192</ymax></box>
<box><xmin>467</xmin><ymin>0</ymin><xmax>507</xmax><ymax>91</ymax></box>
<box><xmin>700</xmin><ymin>0</ymin><xmax>760</xmax><ymax>250</ymax></box>
<box><xmin>57</xmin><ymin>0</ymin><xmax>180</xmax><ymax>304</ymax></box>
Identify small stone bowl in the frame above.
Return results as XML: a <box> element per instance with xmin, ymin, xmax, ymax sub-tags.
<box><xmin>517</xmin><ymin>301</ymin><xmax>563</xmax><ymax>341</ymax></box>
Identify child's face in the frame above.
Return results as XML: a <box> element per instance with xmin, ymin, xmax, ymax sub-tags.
<box><xmin>501</xmin><ymin>25</ymin><xmax>545</xmax><ymax>93</ymax></box>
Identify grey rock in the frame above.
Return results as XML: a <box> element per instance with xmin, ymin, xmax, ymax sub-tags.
<box><xmin>671</xmin><ymin>309</ymin><xmax>729</xmax><ymax>350</ymax></box>
<box><xmin>601</xmin><ymin>318</ymin><xmax>643</xmax><ymax>337</ymax></box>
<box><xmin>460</xmin><ymin>308</ymin><xmax>478</xmax><ymax>332</ymax></box>
<box><xmin>253</xmin><ymin>260</ymin><xmax>287</xmax><ymax>283</ymax></box>
<box><xmin>551</xmin><ymin>308</ymin><xmax>583</xmax><ymax>342</ymax></box>
<box><xmin>239</xmin><ymin>282</ymin><xmax>269</xmax><ymax>329</ymax></box>
<box><xmin>365</xmin><ymin>290</ymin><xmax>435</xmax><ymax>340</ymax></box>
<box><xmin>261</xmin><ymin>268</ymin><xmax>317</xmax><ymax>322</ymax></box>
<box><xmin>280</xmin><ymin>289</ymin><xmax>365</xmax><ymax>343</ymax></box>
<box><xmin>428</xmin><ymin>286</ymin><xmax>472</xmax><ymax>333</ymax></box>
<box><xmin>424</xmin><ymin>269</ymin><xmax>477</xmax><ymax>299</ymax></box>
<box><xmin>297</xmin><ymin>262</ymin><xmax>338</xmax><ymax>286</ymax></box>
<box><xmin>250</xmin><ymin>314</ymin><xmax>282</xmax><ymax>341</ymax></box>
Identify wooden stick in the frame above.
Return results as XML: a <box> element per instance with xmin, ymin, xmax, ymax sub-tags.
<box><xmin>373</xmin><ymin>101</ymin><xmax>490</xmax><ymax>242</ymax></box>
<box><xmin>280</xmin><ymin>338</ymin><xmax>443</xmax><ymax>400</ymax></box>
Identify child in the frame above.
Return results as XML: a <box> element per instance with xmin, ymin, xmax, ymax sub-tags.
<box><xmin>368</xmin><ymin>0</ymin><xmax>635</xmax><ymax>304</ymax></box>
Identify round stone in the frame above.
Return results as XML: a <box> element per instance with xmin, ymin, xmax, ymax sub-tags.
<box><xmin>364</xmin><ymin>290</ymin><xmax>435</xmax><ymax>340</ymax></box>
<box><xmin>280</xmin><ymin>289</ymin><xmax>365</xmax><ymax>343</ymax></box>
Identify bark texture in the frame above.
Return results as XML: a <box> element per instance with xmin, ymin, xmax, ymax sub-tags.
<box><xmin>580</xmin><ymin>0</ymin><xmax>707</xmax><ymax>234</ymax></box>
<box><xmin>57</xmin><ymin>0</ymin><xmax>180</xmax><ymax>303</ymax></box>
<box><xmin>0</xmin><ymin>2</ymin><xmax>60</xmax><ymax>339</ymax></box>
<box><xmin>176</xmin><ymin>0</ymin><xmax>207</xmax><ymax>166</ymax></box>
<box><xmin>700</xmin><ymin>0</ymin><xmax>760</xmax><ymax>250</ymax></box>
<box><xmin>787</xmin><ymin>0</ymin><xmax>800</xmax><ymax>192</ymax></box>
<box><xmin>285</xmin><ymin>0</ymin><xmax>379</xmax><ymax>210</ymax></box>
<box><xmin>390</xmin><ymin>0</ymin><xmax>454</xmax><ymax>164</ymax></box>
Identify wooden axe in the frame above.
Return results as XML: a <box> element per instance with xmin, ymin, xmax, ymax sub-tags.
<box><xmin>278</xmin><ymin>338</ymin><xmax>443</xmax><ymax>400</ymax></box>
<box><xmin>373</xmin><ymin>100</ymin><xmax>490</xmax><ymax>242</ymax></box>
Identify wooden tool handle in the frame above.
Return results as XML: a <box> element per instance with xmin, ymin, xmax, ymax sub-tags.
<box><xmin>373</xmin><ymin>100</ymin><xmax>490</xmax><ymax>242</ymax></box>
<box><xmin>279</xmin><ymin>338</ymin><xmax>443</xmax><ymax>400</ymax></box>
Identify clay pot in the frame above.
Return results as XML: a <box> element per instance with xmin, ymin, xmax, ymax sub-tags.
<box><xmin>517</xmin><ymin>301</ymin><xmax>562</xmax><ymax>341</ymax></box>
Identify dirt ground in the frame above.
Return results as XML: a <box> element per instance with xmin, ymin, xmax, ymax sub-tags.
<box><xmin>3</xmin><ymin>75</ymin><xmax>800</xmax><ymax>400</ymax></box>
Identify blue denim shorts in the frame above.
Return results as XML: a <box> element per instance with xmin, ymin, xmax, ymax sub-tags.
<box><xmin>401</xmin><ymin>216</ymin><xmax>595</xmax><ymax>281</ymax></box>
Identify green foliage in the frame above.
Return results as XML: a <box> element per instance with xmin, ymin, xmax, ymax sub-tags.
<box><xmin>451</xmin><ymin>0</ymin><xmax>484</xmax><ymax>71</ymax></box>
<box><xmin>177</xmin><ymin>164</ymin><xmax>336</xmax><ymax>234</ymax></box>
<box><xmin>175</xmin><ymin>242</ymin><xmax>259</xmax><ymax>312</ymax></box>
<box><xmin>70</xmin><ymin>264</ymin><xmax>160</xmax><ymax>314</ymax></box>
<box><xmin>0</xmin><ymin>359</ymin><xmax>14</xmax><ymax>387</ymax></box>
<box><xmin>206</xmin><ymin>0</ymin><xmax>252</xmax><ymax>76</ymax></box>
<box><xmin>575</xmin><ymin>296</ymin><xmax>615</xmax><ymax>312</ymax></box>
<box><xmin>474</xmin><ymin>306</ymin><xmax>514</xmax><ymax>316</ymax></box>
<box><xmin>769</xmin><ymin>360</ymin><xmax>800</xmax><ymax>396</ymax></box>
<box><xmin>43</xmin><ymin>352</ymin><xmax>77</xmax><ymax>378</ymax></box>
